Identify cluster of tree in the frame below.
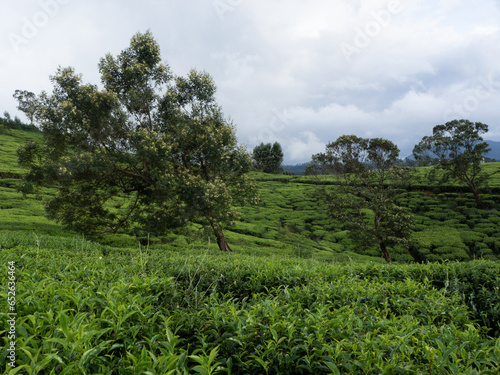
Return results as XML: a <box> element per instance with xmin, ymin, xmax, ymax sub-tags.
<box><xmin>252</xmin><ymin>142</ymin><xmax>284</xmax><ymax>174</ymax></box>
<box><xmin>15</xmin><ymin>31</ymin><xmax>257</xmax><ymax>252</ymax></box>
<box><xmin>0</xmin><ymin>111</ymin><xmax>39</xmax><ymax>134</ymax></box>
<box><xmin>309</xmin><ymin>120</ymin><xmax>495</xmax><ymax>262</ymax></box>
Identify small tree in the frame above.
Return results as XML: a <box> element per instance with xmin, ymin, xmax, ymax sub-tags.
<box><xmin>315</xmin><ymin>135</ymin><xmax>413</xmax><ymax>263</ymax></box>
<box><xmin>252</xmin><ymin>142</ymin><xmax>284</xmax><ymax>174</ymax></box>
<box><xmin>413</xmin><ymin>119</ymin><xmax>491</xmax><ymax>208</ymax></box>
<box><xmin>17</xmin><ymin>31</ymin><xmax>257</xmax><ymax>251</ymax></box>
<box><xmin>13</xmin><ymin>90</ymin><xmax>38</xmax><ymax>125</ymax></box>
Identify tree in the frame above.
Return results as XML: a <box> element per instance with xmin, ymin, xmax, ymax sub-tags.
<box><xmin>307</xmin><ymin>149</ymin><xmax>345</xmax><ymax>175</ymax></box>
<box><xmin>413</xmin><ymin>119</ymin><xmax>491</xmax><ymax>208</ymax></box>
<box><xmin>315</xmin><ymin>135</ymin><xmax>413</xmax><ymax>263</ymax></box>
<box><xmin>252</xmin><ymin>142</ymin><xmax>284</xmax><ymax>174</ymax></box>
<box><xmin>13</xmin><ymin>90</ymin><xmax>38</xmax><ymax>125</ymax></box>
<box><xmin>17</xmin><ymin>31</ymin><xmax>257</xmax><ymax>252</ymax></box>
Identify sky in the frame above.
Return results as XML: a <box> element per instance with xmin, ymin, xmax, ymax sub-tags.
<box><xmin>1</xmin><ymin>0</ymin><xmax>500</xmax><ymax>164</ymax></box>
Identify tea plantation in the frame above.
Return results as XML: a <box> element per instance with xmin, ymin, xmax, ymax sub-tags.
<box><xmin>1</xmin><ymin>233</ymin><xmax>500</xmax><ymax>374</ymax></box>
<box><xmin>2</xmin><ymin>126</ymin><xmax>500</xmax><ymax>373</ymax></box>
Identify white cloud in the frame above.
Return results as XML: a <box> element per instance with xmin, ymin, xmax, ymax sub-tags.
<box><xmin>1</xmin><ymin>0</ymin><xmax>499</xmax><ymax>164</ymax></box>
<box><xmin>287</xmin><ymin>132</ymin><xmax>326</xmax><ymax>161</ymax></box>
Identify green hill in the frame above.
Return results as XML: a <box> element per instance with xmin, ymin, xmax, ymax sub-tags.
<box><xmin>2</xmin><ymin>126</ymin><xmax>500</xmax><ymax>263</ymax></box>
<box><xmin>2</xmin><ymin>126</ymin><xmax>500</xmax><ymax>373</ymax></box>
<box><xmin>0</xmin><ymin>127</ymin><xmax>42</xmax><ymax>176</ymax></box>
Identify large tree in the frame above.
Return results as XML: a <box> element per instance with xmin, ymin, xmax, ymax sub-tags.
<box><xmin>252</xmin><ymin>142</ymin><xmax>284</xmax><ymax>174</ymax></box>
<box><xmin>16</xmin><ymin>31</ymin><xmax>257</xmax><ymax>252</ymax></box>
<box><xmin>413</xmin><ymin>119</ymin><xmax>491</xmax><ymax>208</ymax></box>
<box><xmin>314</xmin><ymin>135</ymin><xmax>413</xmax><ymax>263</ymax></box>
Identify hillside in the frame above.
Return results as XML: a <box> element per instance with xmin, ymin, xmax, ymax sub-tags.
<box><xmin>2</xmin><ymin>127</ymin><xmax>500</xmax><ymax>263</ymax></box>
<box><xmin>0</xmin><ymin>127</ymin><xmax>42</xmax><ymax>176</ymax></box>
<box><xmin>2</xmin><ymin>127</ymin><xmax>500</xmax><ymax>373</ymax></box>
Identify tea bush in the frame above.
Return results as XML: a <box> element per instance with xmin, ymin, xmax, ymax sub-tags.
<box><xmin>2</xmin><ymin>233</ymin><xmax>500</xmax><ymax>374</ymax></box>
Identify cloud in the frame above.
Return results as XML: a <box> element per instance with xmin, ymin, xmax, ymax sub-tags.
<box><xmin>287</xmin><ymin>132</ymin><xmax>326</xmax><ymax>161</ymax></box>
<box><xmin>1</xmin><ymin>0</ymin><xmax>499</xmax><ymax>164</ymax></box>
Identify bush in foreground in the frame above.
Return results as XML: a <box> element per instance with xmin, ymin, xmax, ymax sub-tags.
<box><xmin>1</xmin><ymin>232</ymin><xmax>500</xmax><ymax>374</ymax></box>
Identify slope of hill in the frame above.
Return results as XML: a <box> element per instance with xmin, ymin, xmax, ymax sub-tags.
<box><xmin>0</xmin><ymin>127</ymin><xmax>42</xmax><ymax>176</ymax></box>
<box><xmin>2</xmin><ymin>126</ymin><xmax>500</xmax><ymax>263</ymax></box>
<box><xmin>2</xmin><ymin>126</ymin><xmax>500</xmax><ymax>373</ymax></box>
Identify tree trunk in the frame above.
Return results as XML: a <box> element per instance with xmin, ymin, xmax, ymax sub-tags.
<box><xmin>472</xmin><ymin>187</ymin><xmax>482</xmax><ymax>209</ymax></box>
<box><xmin>379</xmin><ymin>242</ymin><xmax>392</xmax><ymax>264</ymax></box>
<box><xmin>212</xmin><ymin>221</ymin><xmax>233</xmax><ymax>252</ymax></box>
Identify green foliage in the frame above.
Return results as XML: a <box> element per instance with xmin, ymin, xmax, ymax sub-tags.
<box><xmin>252</xmin><ymin>142</ymin><xmax>284</xmax><ymax>174</ymax></box>
<box><xmin>413</xmin><ymin>119</ymin><xmax>494</xmax><ymax>208</ymax></box>
<box><xmin>16</xmin><ymin>31</ymin><xmax>257</xmax><ymax>251</ymax></box>
<box><xmin>0</xmin><ymin>113</ymin><xmax>40</xmax><ymax>134</ymax></box>
<box><xmin>316</xmin><ymin>135</ymin><xmax>414</xmax><ymax>263</ymax></box>
<box><xmin>3</xmin><ymin>126</ymin><xmax>500</xmax><ymax>263</ymax></box>
<box><xmin>13</xmin><ymin>90</ymin><xmax>38</xmax><ymax>125</ymax></box>
<box><xmin>1</xmin><ymin>234</ymin><xmax>500</xmax><ymax>373</ymax></box>
<box><xmin>410</xmin><ymin>227</ymin><xmax>469</xmax><ymax>262</ymax></box>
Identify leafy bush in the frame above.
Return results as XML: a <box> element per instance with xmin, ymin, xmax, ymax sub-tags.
<box><xmin>3</xmin><ymin>235</ymin><xmax>500</xmax><ymax>374</ymax></box>
<box><xmin>411</xmin><ymin>227</ymin><xmax>470</xmax><ymax>262</ymax></box>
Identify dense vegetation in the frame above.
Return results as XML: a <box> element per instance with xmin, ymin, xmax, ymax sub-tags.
<box><xmin>2</xmin><ymin>30</ymin><xmax>500</xmax><ymax>374</ymax></box>
<box><xmin>252</xmin><ymin>142</ymin><xmax>284</xmax><ymax>174</ymax></box>
<box><xmin>2</xmin><ymin>122</ymin><xmax>500</xmax><ymax>373</ymax></box>
<box><xmin>15</xmin><ymin>32</ymin><xmax>257</xmax><ymax>252</ymax></box>
<box><xmin>413</xmin><ymin>120</ymin><xmax>494</xmax><ymax>209</ymax></box>
<box><xmin>2</xmin><ymin>232</ymin><xmax>500</xmax><ymax>374</ymax></box>
<box><xmin>2</xmin><ymin>124</ymin><xmax>500</xmax><ymax>263</ymax></box>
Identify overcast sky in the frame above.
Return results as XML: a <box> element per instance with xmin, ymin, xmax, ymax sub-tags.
<box><xmin>1</xmin><ymin>0</ymin><xmax>500</xmax><ymax>163</ymax></box>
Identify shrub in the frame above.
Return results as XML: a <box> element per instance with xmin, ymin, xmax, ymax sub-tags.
<box><xmin>411</xmin><ymin>227</ymin><xmax>469</xmax><ymax>262</ymax></box>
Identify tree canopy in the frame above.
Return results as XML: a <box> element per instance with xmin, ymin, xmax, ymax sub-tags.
<box><xmin>16</xmin><ymin>31</ymin><xmax>257</xmax><ymax>251</ymax></box>
<box><xmin>314</xmin><ymin>135</ymin><xmax>413</xmax><ymax>263</ymax></box>
<box><xmin>13</xmin><ymin>90</ymin><xmax>38</xmax><ymax>125</ymax></box>
<box><xmin>413</xmin><ymin>119</ymin><xmax>491</xmax><ymax>208</ymax></box>
<box><xmin>252</xmin><ymin>142</ymin><xmax>284</xmax><ymax>174</ymax></box>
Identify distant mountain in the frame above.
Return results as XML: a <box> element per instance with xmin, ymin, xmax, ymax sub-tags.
<box><xmin>282</xmin><ymin>162</ymin><xmax>311</xmax><ymax>175</ymax></box>
<box><xmin>404</xmin><ymin>140</ymin><xmax>500</xmax><ymax>162</ymax></box>
<box><xmin>485</xmin><ymin>140</ymin><xmax>500</xmax><ymax>161</ymax></box>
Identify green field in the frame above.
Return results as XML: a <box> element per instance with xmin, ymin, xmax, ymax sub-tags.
<box><xmin>2</xmin><ymin>125</ymin><xmax>500</xmax><ymax>373</ymax></box>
